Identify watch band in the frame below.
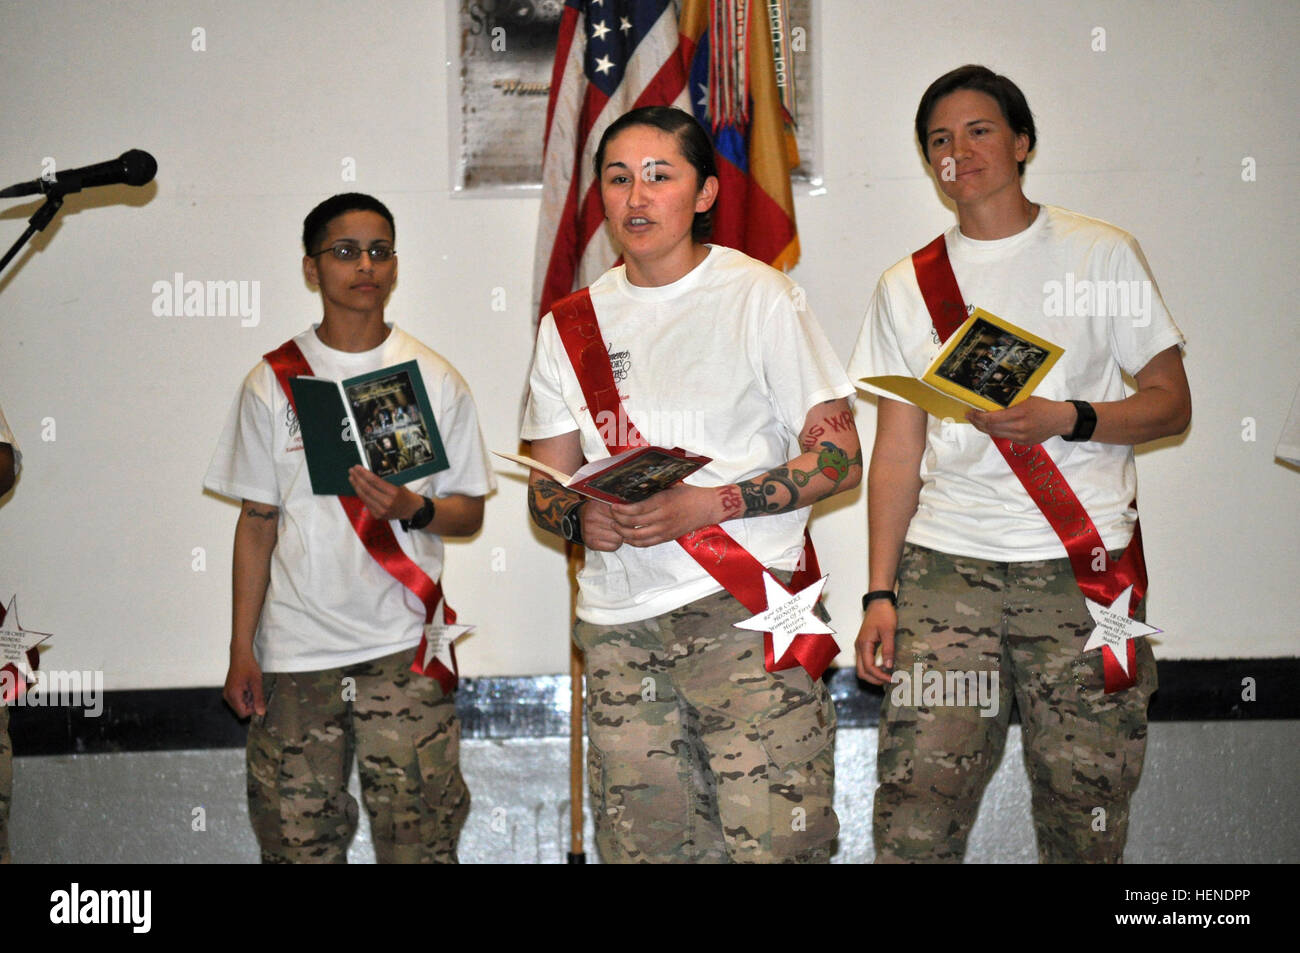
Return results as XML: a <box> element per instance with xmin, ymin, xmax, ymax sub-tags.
<box><xmin>862</xmin><ymin>590</ymin><xmax>897</xmax><ymax>610</ymax></box>
<box><xmin>560</xmin><ymin>501</ymin><xmax>586</xmax><ymax>546</ymax></box>
<box><xmin>1065</xmin><ymin>400</ymin><xmax>1098</xmax><ymax>442</ymax></box>
<box><xmin>400</xmin><ymin>495</ymin><xmax>436</xmax><ymax>531</ymax></box>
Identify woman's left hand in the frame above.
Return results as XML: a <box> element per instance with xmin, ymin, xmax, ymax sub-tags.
<box><xmin>349</xmin><ymin>465</ymin><xmax>422</xmax><ymax>521</ymax></box>
<box><xmin>610</xmin><ymin>484</ymin><xmax>721</xmax><ymax>547</ymax></box>
<box><xmin>966</xmin><ymin>397</ymin><xmax>1076</xmax><ymax>445</ymax></box>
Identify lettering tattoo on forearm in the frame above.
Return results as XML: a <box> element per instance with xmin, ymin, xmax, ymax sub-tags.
<box><xmin>824</xmin><ymin>409</ymin><xmax>855</xmax><ymax>433</ymax></box>
<box><xmin>801</xmin><ymin>401</ymin><xmax>854</xmax><ymax>450</ymax></box>
<box><xmin>800</xmin><ymin>423</ymin><xmax>825</xmax><ymax>452</ymax></box>
<box><xmin>528</xmin><ymin>478</ymin><xmax>583</xmax><ymax>536</ymax></box>
<box><xmin>719</xmin><ymin>483</ymin><xmax>744</xmax><ymax>519</ymax></box>
<box><xmin>735</xmin><ymin>440</ymin><xmax>863</xmax><ymax>516</ymax></box>
<box><xmin>243</xmin><ymin>504</ymin><xmax>278</xmax><ymax>521</ymax></box>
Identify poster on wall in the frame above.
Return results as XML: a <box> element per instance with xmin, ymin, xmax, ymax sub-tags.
<box><xmin>451</xmin><ymin>0</ymin><xmax>818</xmax><ymax>191</ymax></box>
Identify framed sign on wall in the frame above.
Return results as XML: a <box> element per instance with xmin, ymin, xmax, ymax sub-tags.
<box><xmin>449</xmin><ymin>0</ymin><xmax>819</xmax><ymax>193</ymax></box>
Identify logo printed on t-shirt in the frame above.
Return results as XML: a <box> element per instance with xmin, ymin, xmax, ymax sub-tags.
<box><xmin>930</xmin><ymin>304</ymin><xmax>974</xmax><ymax>346</ymax></box>
<box><xmin>607</xmin><ymin>343</ymin><xmax>631</xmax><ymax>382</ymax></box>
<box><xmin>284</xmin><ymin>404</ymin><xmax>303</xmax><ymax>453</ymax></box>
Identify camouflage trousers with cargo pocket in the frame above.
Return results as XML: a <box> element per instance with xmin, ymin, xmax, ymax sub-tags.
<box><xmin>574</xmin><ymin>577</ymin><xmax>838</xmax><ymax>864</ymax></box>
<box><xmin>246</xmin><ymin>647</ymin><xmax>468</xmax><ymax>864</ymax></box>
<box><xmin>874</xmin><ymin>544</ymin><xmax>1157</xmax><ymax>864</ymax></box>
<box><xmin>0</xmin><ymin>706</ymin><xmax>10</xmax><ymax>864</ymax></box>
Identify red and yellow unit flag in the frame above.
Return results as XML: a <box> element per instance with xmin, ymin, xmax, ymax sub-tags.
<box><xmin>677</xmin><ymin>0</ymin><xmax>801</xmax><ymax>273</ymax></box>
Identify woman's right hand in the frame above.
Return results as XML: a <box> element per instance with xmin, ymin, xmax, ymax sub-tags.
<box><xmin>581</xmin><ymin>500</ymin><xmax>625</xmax><ymax>552</ymax></box>
<box><xmin>224</xmin><ymin>650</ymin><xmax>265</xmax><ymax>718</ymax></box>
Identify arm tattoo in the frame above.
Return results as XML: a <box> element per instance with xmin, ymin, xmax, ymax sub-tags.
<box><xmin>528</xmin><ymin>477</ymin><xmax>584</xmax><ymax>536</ymax></box>
<box><xmin>824</xmin><ymin>409</ymin><xmax>855</xmax><ymax>433</ymax></box>
<box><xmin>242</xmin><ymin>504</ymin><xmax>279</xmax><ymax>521</ymax></box>
<box><xmin>735</xmin><ymin>441</ymin><xmax>862</xmax><ymax>517</ymax></box>
<box><xmin>737</xmin><ymin>469</ymin><xmax>801</xmax><ymax>515</ymax></box>
<box><xmin>801</xmin><ymin>400</ymin><xmax>853</xmax><ymax>449</ymax></box>
<box><xmin>719</xmin><ymin>484</ymin><xmax>744</xmax><ymax>520</ymax></box>
<box><xmin>800</xmin><ymin>423</ymin><xmax>825</xmax><ymax>452</ymax></box>
<box><xmin>792</xmin><ymin>441</ymin><xmax>863</xmax><ymax>488</ymax></box>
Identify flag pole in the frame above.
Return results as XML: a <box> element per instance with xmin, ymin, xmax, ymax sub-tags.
<box><xmin>566</xmin><ymin>543</ymin><xmax>586</xmax><ymax>863</ymax></box>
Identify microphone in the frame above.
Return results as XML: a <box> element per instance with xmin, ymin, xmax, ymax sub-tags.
<box><xmin>0</xmin><ymin>149</ymin><xmax>157</xmax><ymax>198</ymax></box>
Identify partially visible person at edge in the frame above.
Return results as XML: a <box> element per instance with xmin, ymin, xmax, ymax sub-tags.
<box><xmin>848</xmin><ymin>65</ymin><xmax>1190</xmax><ymax>863</ymax></box>
<box><xmin>522</xmin><ymin>106</ymin><xmax>862</xmax><ymax>864</ymax></box>
<box><xmin>205</xmin><ymin>193</ymin><xmax>494</xmax><ymax>863</ymax></box>
<box><xmin>0</xmin><ymin>400</ymin><xmax>22</xmax><ymax>864</ymax></box>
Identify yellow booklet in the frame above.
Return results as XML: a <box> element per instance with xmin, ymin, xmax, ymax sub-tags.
<box><xmin>860</xmin><ymin>308</ymin><xmax>1064</xmax><ymax>420</ymax></box>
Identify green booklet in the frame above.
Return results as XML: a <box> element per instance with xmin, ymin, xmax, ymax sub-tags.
<box><xmin>290</xmin><ymin>360</ymin><xmax>449</xmax><ymax>496</ymax></box>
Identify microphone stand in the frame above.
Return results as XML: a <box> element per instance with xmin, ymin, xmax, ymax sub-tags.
<box><xmin>0</xmin><ymin>184</ymin><xmax>68</xmax><ymax>279</ymax></box>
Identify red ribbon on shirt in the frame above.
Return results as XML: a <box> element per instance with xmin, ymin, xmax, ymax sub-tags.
<box><xmin>550</xmin><ymin>289</ymin><xmax>838</xmax><ymax>679</ymax></box>
<box><xmin>912</xmin><ymin>235</ymin><xmax>1146</xmax><ymax>692</ymax></box>
<box><xmin>0</xmin><ymin>598</ymin><xmax>39</xmax><ymax>705</ymax></box>
<box><xmin>263</xmin><ymin>340</ymin><xmax>457</xmax><ymax>693</ymax></box>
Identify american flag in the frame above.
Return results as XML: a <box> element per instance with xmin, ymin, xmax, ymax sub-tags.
<box><xmin>534</xmin><ymin>1</ymin><xmax>802</xmax><ymax>321</ymax></box>
<box><xmin>533</xmin><ymin>0</ymin><xmax>691</xmax><ymax>322</ymax></box>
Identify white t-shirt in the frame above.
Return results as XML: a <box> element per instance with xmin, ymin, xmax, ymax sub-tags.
<box><xmin>204</xmin><ymin>325</ymin><xmax>495</xmax><ymax>672</ymax></box>
<box><xmin>848</xmin><ymin>205</ymin><xmax>1186</xmax><ymax>561</ymax></box>
<box><xmin>0</xmin><ymin>402</ymin><xmax>19</xmax><ymax>476</ymax></box>
<box><xmin>522</xmin><ymin>245</ymin><xmax>855</xmax><ymax>624</ymax></box>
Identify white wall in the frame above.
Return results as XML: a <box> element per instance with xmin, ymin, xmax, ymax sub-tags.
<box><xmin>0</xmin><ymin>1</ymin><xmax>1295</xmax><ymax>689</ymax></box>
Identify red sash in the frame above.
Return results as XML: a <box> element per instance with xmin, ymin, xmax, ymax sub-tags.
<box><xmin>0</xmin><ymin>598</ymin><xmax>39</xmax><ymax>705</ymax></box>
<box><xmin>550</xmin><ymin>289</ymin><xmax>839</xmax><ymax>679</ymax></box>
<box><xmin>911</xmin><ymin>235</ymin><xmax>1146</xmax><ymax>692</ymax></box>
<box><xmin>263</xmin><ymin>340</ymin><xmax>457</xmax><ymax>693</ymax></box>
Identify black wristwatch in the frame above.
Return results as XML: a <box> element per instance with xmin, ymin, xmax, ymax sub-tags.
<box><xmin>1064</xmin><ymin>400</ymin><xmax>1098</xmax><ymax>442</ymax></box>
<box><xmin>560</xmin><ymin>501</ymin><xmax>586</xmax><ymax>546</ymax></box>
<box><xmin>862</xmin><ymin>590</ymin><xmax>898</xmax><ymax>610</ymax></box>
<box><xmin>400</xmin><ymin>495</ymin><xmax>436</xmax><ymax>532</ymax></box>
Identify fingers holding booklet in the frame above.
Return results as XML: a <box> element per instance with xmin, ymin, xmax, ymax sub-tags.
<box><xmin>609</xmin><ymin>482</ymin><xmax>723</xmax><ymax>548</ymax></box>
<box><xmin>495</xmin><ymin>445</ymin><xmax>711</xmax><ymax>505</ymax></box>
<box><xmin>858</xmin><ymin>308</ymin><xmax>1064</xmax><ymax>421</ymax></box>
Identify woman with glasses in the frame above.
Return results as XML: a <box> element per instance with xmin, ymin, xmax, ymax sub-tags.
<box><xmin>205</xmin><ymin>193</ymin><xmax>494</xmax><ymax>863</ymax></box>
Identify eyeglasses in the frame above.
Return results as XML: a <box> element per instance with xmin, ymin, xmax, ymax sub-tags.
<box><xmin>310</xmin><ymin>242</ymin><xmax>396</xmax><ymax>262</ymax></box>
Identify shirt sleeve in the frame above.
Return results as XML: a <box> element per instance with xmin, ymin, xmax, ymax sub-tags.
<box><xmin>1107</xmin><ymin>236</ymin><xmax>1186</xmax><ymax>377</ymax></box>
<box><xmin>846</xmin><ymin>273</ymin><xmax>924</xmax><ymax>383</ymax></box>
<box><xmin>1276</xmin><ymin>382</ymin><xmax>1300</xmax><ymax>466</ymax></box>
<box><xmin>423</xmin><ymin>362</ymin><xmax>496</xmax><ymax>498</ymax></box>
<box><xmin>758</xmin><ymin>281</ymin><xmax>856</xmax><ymax>438</ymax></box>
<box><xmin>0</xmin><ymin>402</ymin><xmax>20</xmax><ymax>476</ymax></box>
<box><xmin>203</xmin><ymin>365</ymin><xmax>281</xmax><ymax>506</ymax></box>
<box><xmin>520</xmin><ymin>314</ymin><xmax>581</xmax><ymax>441</ymax></box>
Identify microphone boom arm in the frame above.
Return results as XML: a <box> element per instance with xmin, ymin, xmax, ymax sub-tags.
<box><xmin>0</xmin><ymin>184</ymin><xmax>68</xmax><ymax>280</ymax></box>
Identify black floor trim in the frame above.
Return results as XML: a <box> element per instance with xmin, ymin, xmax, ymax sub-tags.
<box><xmin>8</xmin><ymin>659</ymin><xmax>1296</xmax><ymax>756</ymax></box>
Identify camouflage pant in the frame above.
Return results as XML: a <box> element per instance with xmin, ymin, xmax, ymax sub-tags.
<box><xmin>875</xmin><ymin>544</ymin><xmax>1157</xmax><ymax>864</ymax></box>
<box><xmin>0</xmin><ymin>706</ymin><xmax>9</xmax><ymax>864</ymax></box>
<box><xmin>247</xmin><ymin>648</ymin><xmax>468</xmax><ymax>864</ymax></box>
<box><xmin>574</xmin><ymin>580</ymin><xmax>838</xmax><ymax>864</ymax></box>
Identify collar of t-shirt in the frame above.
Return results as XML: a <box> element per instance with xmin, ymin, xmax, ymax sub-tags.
<box><xmin>298</xmin><ymin>322</ymin><xmax>400</xmax><ymax>376</ymax></box>
<box><xmin>947</xmin><ymin>203</ymin><xmax>1052</xmax><ymax>265</ymax></box>
<box><xmin>612</xmin><ymin>245</ymin><xmax>719</xmax><ymax>302</ymax></box>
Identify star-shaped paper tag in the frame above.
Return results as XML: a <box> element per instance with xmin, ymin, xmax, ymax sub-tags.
<box><xmin>421</xmin><ymin>598</ymin><xmax>473</xmax><ymax>673</ymax></box>
<box><xmin>1082</xmin><ymin>585</ymin><xmax>1162</xmax><ymax>675</ymax></box>
<box><xmin>0</xmin><ymin>596</ymin><xmax>52</xmax><ymax>683</ymax></box>
<box><xmin>733</xmin><ymin>573</ymin><xmax>834</xmax><ymax>663</ymax></box>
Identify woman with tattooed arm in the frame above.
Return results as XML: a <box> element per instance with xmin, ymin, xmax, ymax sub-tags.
<box><xmin>520</xmin><ymin>106</ymin><xmax>861</xmax><ymax>864</ymax></box>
